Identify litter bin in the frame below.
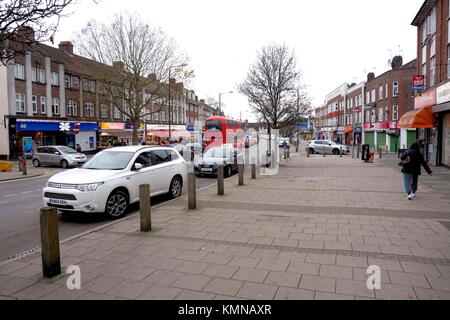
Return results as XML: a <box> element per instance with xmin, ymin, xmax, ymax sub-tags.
<box><xmin>361</xmin><ymin>144</ymin><xmax>370</xmax><ymax>161</ymax></box>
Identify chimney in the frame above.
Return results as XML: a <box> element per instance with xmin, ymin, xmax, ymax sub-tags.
<box><xmin>59</xmin><ymin>41</ymin><xmax>73</xmax><ymax>54</ymax></box>
<box><xmin>200</xmin><ymin>99</ymin><xmax>205</xmax><ymax>105</ymax></box>
<box><xmin>367</xmin><ymin>72</ymin><xmax>375</xmax><ymax>82</ymax></box>
<box><xmin>391</xmin><ymin>56</ymin><xmax>403</xmax><ymax>70</ymax></box>
<box><xmin>16</xmin><ymin>26</ymin><xmax>35</xmax><ymax>42</ymax></box>
<box><xmin>112</xmin><ymin>61</ymin><xmax>124</xmax><ymax>70</ymax></box>
<box><xmin>148</xmin><ymin>73</ymin><xmax>157</xmax><ymax>81</ymax></box>
<box><xmin>169</xmin><ymin>78</ymin><xmax>176</xmax><ymax>86</ymax></box>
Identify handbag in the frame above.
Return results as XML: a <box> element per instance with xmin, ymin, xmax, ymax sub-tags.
<box><xmin>398</xmin><ymin>155</ymin><xmax>411</xmax><ymax>166</ymax></box>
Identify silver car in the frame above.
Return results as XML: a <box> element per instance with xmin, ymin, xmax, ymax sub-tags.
<box><xmin>306</xmin><ymin>140</ymin><xmax>350</xmax><ymax>155</ymax></box>
<box><xmin>32</xmin><ymin>146</ymin><xmax>87</xmax><ymax>168</ymax></box>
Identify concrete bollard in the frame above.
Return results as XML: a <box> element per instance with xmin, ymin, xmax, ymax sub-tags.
<box><xmin>357</xmin><ymin>146</ymin><xmax>360</xmax><ymax>159</ymax></box>
<box><xmin>40</xmin><ymin>207</ymin><xmax>61</xmax><ymax>278</ymax></box>
<box><xmin>251</xmin><ymin>164</ymin><xmax>256</xmax><ymax>179</ymax></box>
<box><xmin>323</xmin><ymin>149</ymin><xmax>326</xmax><ymax>157</ymax></box>
<box><xmin>379</xmin><ymin>147</ymin><xmax>382</xmax><ymax>160</ymax></box>
<box><xmin>238</xmin><ymin>164</ymin><xmax>244</xmax><ymax>186</ymax></box>
<box><xmin>188</xmin><ymin>172</ymin><xmax>196</xmax><ymax>210</ymax></box>
<box><xmin>340</xmin><ymin>147</ymin><xmax>343</xmax><ymax>158</ymax></box>
<box><xmin>283</xmin><ymin>149</ymin><xmax>287</xmax><ymax>160</ymax></box>
<box><xmin>352</xmin><ymin>146</ymin><xmax>355</xmax><ymax>159</ymax></box>
<box><xmin>19</xmin><ymin>159</ymin><xmax>23</xmax><ymax>172</ymax></box>
<box><xmin>287</xmin><ymin>149</ymin><xmax>290</xmax><ymax>159</ymax></box>
<box><xmin>217</xmin><ymin>165</ymin><xmax>224</xmax><ymax>195</ymax></box>
<box><xmin>139</xmin><ymin>184</ymin><xmax>152</xmax><ymax>232</ymax></box>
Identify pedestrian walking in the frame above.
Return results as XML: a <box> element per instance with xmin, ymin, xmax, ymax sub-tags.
<box><xmin>399</xmin><ymin>142</ymin><xmax>433</xmax><ymax>200</ymax></box>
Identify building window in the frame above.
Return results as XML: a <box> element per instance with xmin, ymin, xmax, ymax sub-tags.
<box><xmin>89</xmin><ymin>80</ymin><xmax>96</xmax><ymax>93</ymax></box>
<box><xmin>84</xmin><ymin>103</ymin><xmax>94</xmax><ymax>117</ymax></box>
<box><xmin>52</xmin><ymin>98</ymin><xmax>59</xmax><ymax>114</ymax></box>
<box><xmin>113</xmin><ymin>107</ymin><xmax>121</xmax><ymax>119</ymax></box>
<box><xmin>64</xmin><ymin>75</ymin><xmax>70</xmax><ymax>88</ymax></box>
<box><xmin>40</xmin><ymin>96</ymin><xmax>46</xmax><ymax>113</ymax></box>
<box><xmin>371</xmin><ymin>89</ymin><xmax>376</xmax><ymax>103</ymax></box>
<box><xmin>101</xmin><ymin>104</ymin><xmax>108</xmax><ymax>118</ymax></box>
<box><xmin>422</xmin><ymin>20</ymin><xmax>427</xmax><ymax>45</ymax></box>
<box><xmin>428</xmin><ymin>6</ymin><xmax>436</xmax><ymax>35</ymax></box>
<box><xmin>72</xmin><ymin>76</ymin><xmax>79</xmax><ymax>89</ymax></box>
<box><xmin>393</xmin><ymin>81</ymin><xmax>399</xmax><ymax>97</ymax></box>
<box><xmin>67</xmin><ymin>100</ymin><xmax>77</xmax><ymax>116</ymax></box>
<box><xmin>39</xmin><ymin>69</ymin><xmax>46</xmax><ymax>84</ymax></box>
<box><xmin>430</xmin><ymin>34</ymin><xmax>436</xmax><ymax>58</ymax></box>
<box><xmin>422</xmin><ymin>64</ymin><xmax>427</xmax><ymax>88</ymax></box>
<box><xmin>31</xmin><ymin>67</ymin><xmax>37</xmax><ymax>82</ymax></box>
<box><xmin>393</xmin><ymin>105</ymin><xmax>398</xmax><ymax>121</ymax></box>
<box><xmin>448</xmin><ymin>46</ymin><xmax>450</xmax><ymax>79</ymax></box>
<box><xmin>15</xmin><ymin>64</ymin><xmax>25</xmax><ymax>80</ymax></box>
<box><xmin>379</xmin><ymin>86</ymin><xmax>383</xmax><ymax>101</ymax></box>
<box><xmin>430</xmin><ymin>57</ymin><xmax>436</xmax><ymax>87</ymax></box>
<box><xmin>378</xmin><ymin>108</ymin><xmax>383</xmax><ymax>122</ymax></box>
<box><xmin>421</xmin><ymin>45</ymin><xmax>427</xmax><ymax>66</ymax></box>
<box><xmin>365</xmin><ymin>110</ymin><xmax>370</xmax><ymax>123</ymax></box>
<box><xmin>15</xmin><ymin>93</ymin><xmax>25</xmax><ymax>112</ymax></box>
<box><xmin>51</xmin><ymin>72</ymin><xmax>59</xmax><ymax>86</ymax></box>
<box><xmin>83</xmin><ymin>79</ymin><xmax>89</xmax><ymax>91</ymax></box>
<box><xmin>371</xmin><ymin>110</ymin><xmax>376</xmax><ymax>123</ymax></box>
<box><xmin>32</xmin><ymin>95</ymin><xmax>37</xmax><ymax>113</ymax></box>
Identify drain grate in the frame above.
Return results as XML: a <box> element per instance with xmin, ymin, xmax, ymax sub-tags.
<box><xmin>438</xmin><ymin>221</ymin><xmax>450</xmax><ymax>231</ymax></box>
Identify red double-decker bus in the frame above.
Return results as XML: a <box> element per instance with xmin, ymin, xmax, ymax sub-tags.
<box><xmin>204</xmin><ymin>116</ymin><xmax>244</xmax><ymax>149</ymax></box>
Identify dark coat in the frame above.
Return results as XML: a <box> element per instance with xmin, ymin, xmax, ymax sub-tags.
<box><xmin>400</xmin><ymin>143</ymin><xmax>432</xmax><ymax>176</ymax></box>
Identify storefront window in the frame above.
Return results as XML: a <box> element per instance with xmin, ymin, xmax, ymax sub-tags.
<box><xmin>443</xmin><ymin>113</ymin><xmax>450</xmax><ymax>166</ymax></box>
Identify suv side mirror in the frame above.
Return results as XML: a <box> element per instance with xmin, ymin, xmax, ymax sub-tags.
<box><xmin>133</xmin><ymin>163</ymin><xmax>143</xmax><ymax>171</ymax></box>
<box><xmin>55</xmin><ymin>151</ymin><xmax>61</xmax><ymax>155</ymax></box>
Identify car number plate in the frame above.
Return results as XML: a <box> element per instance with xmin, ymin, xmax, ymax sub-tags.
<box><xmin>49</xmin><ymin>199</ymin><xmax>68</xmax><ymax>205</ymax></box>
<box><xmin>201</xmin><ymin>168</ymin><xmax>213</xmax><ymax>172</ymax></box>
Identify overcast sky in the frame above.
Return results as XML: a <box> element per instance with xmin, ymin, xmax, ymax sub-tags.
<box><xmin>51</xmin><ymin>0</ymin><xmax>425</xmax><ymax>122</ymax></box>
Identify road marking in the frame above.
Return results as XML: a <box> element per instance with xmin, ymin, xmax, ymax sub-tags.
<box><xmin>21</xmin><ymin>191</ymin><xmax>33</xmax><ymax>194</ymax></box>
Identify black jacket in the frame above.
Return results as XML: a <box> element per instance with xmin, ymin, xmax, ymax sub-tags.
<box><xmin>400</xmin><ymin>143</ymin><xmax>432</xmax><ymax>176</ymax></box>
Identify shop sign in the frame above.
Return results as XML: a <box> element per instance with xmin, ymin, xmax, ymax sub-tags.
<box><xmin>414</xmin><ymin>90</ymin><xmax>436</xmax><ymax>109</ymax></box>
<box><xmin>363</xmin><ymin>122</ymin><xmax>389</xmax><ymax>130</ymax></box>
<box><xmin>17</xmin><ymin>121</ymin><xmax>97</xmax><ymax>132</ymax></box>
<box><xmin>436</xmin><ymin>82</ymin><xmax>450</xmax><ymax>104</ymax></box>
<box><xmin>146</xmin><ymin>124</ymin><xmax>186</xmax><ymax>130</ymax></box>
<box><xmin>125</xmin><ymin>123</ymin><xmax>145</xmax><ymax>131</ymax></box>
<box><xmin>388</xmin><ymin>122</ymin><xmax>398</xmax><ymax>129</ymax></box>
<box><xmin>412</xmin><ymin>75</ymin><xmax>425</xmax><ymax>90</ymax></box>
<box><xmin>101</xmin><ymin>122</ymin><xmax>125</xmax><ymax>130</ymax></box>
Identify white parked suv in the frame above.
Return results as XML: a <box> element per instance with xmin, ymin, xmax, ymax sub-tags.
<box><xmin>42</xmin><ymin>146</ymin><xmax>186</xmax><ymax>218</ymax></box>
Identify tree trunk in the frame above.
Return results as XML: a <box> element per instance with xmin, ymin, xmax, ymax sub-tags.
<box><xmin>132</xmin><ymin>118</ymin><xmax>140</xmax><ymax>145</ymax></box>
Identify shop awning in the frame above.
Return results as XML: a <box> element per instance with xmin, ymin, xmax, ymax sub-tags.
<box><xmin>398</xmin><ymin>107</ymin><xmax>435</xmax><ymax>129</ymax></box>
<box><xmin>338</xmin><ymin>130</ymin><xmax>350</xmax><ymax>135</ymax></box>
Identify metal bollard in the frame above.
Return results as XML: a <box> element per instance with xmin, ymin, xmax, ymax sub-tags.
<box><xmin>22</xmin><ymin>155</ymin><xmax>27</xmax><ymax>175</ymax></box>
<box><xmin>340</xmin><ymin>147</ymin><xmax>343</xmax><ymax>158</ymax></box>
<box><xmin>379</xmin><ymin>147</ymin><xmax>382</xmax><ymax>160</ymax></box>
<box><xmin>188</xmin><ymin>172</ymin><xmax>196</xmax><ymax>210</ymax></box>
<box><xmin>251</xmin><ymin>164</ymin><xmax>256</xmax><ymax>179</ymax></box>
<box><xmin>139</xmin><ymin>184</ymin><xmax>152</xmax><ymax>232</ymax></box>
<box><xmin>19</xmin><ymin>159</ymin><xmax>23</xmax><ymax>172</ymax></box>
<box><xmin>357</xmin><ymin>146</ymin><xmax>360</xmax><ymax>159</ymax></box>
<box><xmin>217</xmin><ymin>165</ymin><xmax>224</xmax><ymax>195</ymax></box>
<box><xmin>40</xmin><ymin>207</ymin><xmax>61</xmax><ymax>278</ymax></box>
<box><xmin>283</xmin><ymin>149</ymin><xmax>287</xmax><ymax>160</ymax></box>
<box><xmin>352</xmin><ymin>146</ymin><xmax>355</xmax><ymax>159</ymax></box>
<box><xmin>238</xmin><ymin>164</ymin><xmax>244</xmax><ymax>186</ymax></box>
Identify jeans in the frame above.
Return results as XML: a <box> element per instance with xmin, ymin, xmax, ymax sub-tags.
<box><xmin>403</xmin><ymin>173</ymin><xmax>419</xmax><ymax>194</ymax></box>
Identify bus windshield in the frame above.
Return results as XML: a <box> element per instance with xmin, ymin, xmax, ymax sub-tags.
<box><xmin>206</xmin><ymin>120</ymin><xmax>222</xmax><ymax>131</ymax></box>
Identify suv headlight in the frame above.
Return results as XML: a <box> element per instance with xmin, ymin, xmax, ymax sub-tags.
<box><xmin>76</xmin><ymin>182</ymin><xmax>104</xmax><ymax>192</ymax></box>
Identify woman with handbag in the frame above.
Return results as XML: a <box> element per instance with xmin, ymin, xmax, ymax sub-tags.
<box><xmin>399</xmin><ymin>142</ymin><xmax>433</xmax><ymax>200</ymax></box>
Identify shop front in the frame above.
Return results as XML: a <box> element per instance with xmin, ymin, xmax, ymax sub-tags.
<box><xmin>145</xmin><ymin>124</ymin><xmax>192</xmax><ymax>144</ymax></box>
<box><xmin>434</xmin><ymin>82</ymin><xmax>450</xmax><ymax>167</ymax></box>
<box><xmin>99</xmin><ymin>122</ymin><xmax>145</xmax><ymax>148</ymax></box>
<box><xmin>11</xmin><ymin>119</ymin><xmax>98</xmax><ymax>156</ymax></box>
<box><xmin>399</xmin><ymin>89</ymin><xmax>436</xmax><ymax>165</ymax></box>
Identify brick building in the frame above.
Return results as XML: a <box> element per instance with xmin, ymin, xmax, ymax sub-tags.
<box><xmin>0</xmin><ymin>28</ymin><xmax>211</xmax><ymax>159</ymax></box>
<box><xmin>409</xmin><ymin>0</ymin><xmax>450</xmax><ymax>167</ymax></box>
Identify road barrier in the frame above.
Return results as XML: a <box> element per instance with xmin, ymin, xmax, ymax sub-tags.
<box><xmin>217</xmin><ymin>165</ymin><xmax>224</xmax><ymax>195</ymax></box>
<box><xmin>40</xmin><ymin>207</ymin><xmax>61</xmax><ymax>278</ymax></box>
<box><xmin>139</xmin><ymin>184</ymin><xmax>152</xmax><ymax>232</ymax></box>
<box><xmin>238</xmin><ymin>164</ymin><xmax>244</xmax><ymax>186</ymax></box>
<box><xmin>251</xmin><ymin>164</ymin><xmax>256</xmax><ymax>179</ymax></box>
<box><xmin>188</xmin><ymin>172</ymin><xmax>196</xmax><ymax>210</ymax></box>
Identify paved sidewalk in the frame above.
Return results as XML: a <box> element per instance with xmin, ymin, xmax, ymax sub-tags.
<box><xmin>1</xmin><ymin>153</ymin><xmax>450</xmax><ymax>300</ymax></box>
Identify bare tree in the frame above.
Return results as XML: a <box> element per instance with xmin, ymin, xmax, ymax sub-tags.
<box><xmin>74</xmin><ymin>13</ymin><xmax>193</xmax><ymax>144</ymax></box>
<box><xmin>239</xmin><ymin>44</ymin><xmax>311</xmax><ymax>131</ymax></box>
<box><xmin>0</xmin><ymin>0</ymin><xmax>75</xmax><ymax>64</ymax></box>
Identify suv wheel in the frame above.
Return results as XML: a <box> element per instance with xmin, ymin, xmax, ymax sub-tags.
<box><xmin>169</xmin><ymin>176</ymin><xmax>183</xmax><ymax>199</ymax></box>
<box><xmin>105</xmin><ymin>190</ymin><xmax>128</xmax><ymax>219</ymax></box>
<box><xmin>332</xmin><ymin>149</ymin><xmax>340</xmax><ymax>155</ymax></box>
<box><xmin>32</xmin><ymin>159</ymin><xmax>41</xmax><ymax>167</ymax></box>
<box><xmin>308</xmin><ymin>148</ymin><xmax>315</xmax><ymax>155</ymax></box>
<box><xmin>225</xmin><ymin>166</ymin><xmax>232</xmax><ymax>178</ymax></box>
<box><xmin>61</xmin><ymin>160</ymin><xmax>69</xmax><ymax>168</ymax></box>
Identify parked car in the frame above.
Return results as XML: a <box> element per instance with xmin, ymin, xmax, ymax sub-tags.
<box><xmin>32</xmin><ymin>146</ymin><xmax>87</xmax><ymax>168</ymax></box>
<box><xmin>42</xmin><ymin>146</ymin><xmax>186</xmax><ymax>218</ymax></box>
<box><xmin>306</xmin><ymin>140</ymin><xmax>350</xmax><ymax>155</ymax></box>
<box><xmin>194</xmin><ymin>146</ymin><xmax>240</xmax><ymax>177</ymax></box>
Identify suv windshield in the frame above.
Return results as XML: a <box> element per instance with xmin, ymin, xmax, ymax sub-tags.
<box><xmin>57</xmin><ymin>146</ymin><xmax>78</xmax><ymax>154</ymax></box>
<box><xmin>83</xmin><ymin>151</ymin><xmax>135</xmax><ymax>170</ymax></box>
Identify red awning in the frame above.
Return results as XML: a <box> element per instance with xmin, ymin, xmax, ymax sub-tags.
<box><xmin>398</xmin><ymin>107</ymin><xmax>435</xmax><ymax>129</ymax></box>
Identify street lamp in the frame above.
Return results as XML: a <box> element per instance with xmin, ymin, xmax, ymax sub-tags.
<box><xmin>168</xmin><ymin>63</ymin><xmax>187</xmax><ymax>140</ymax></box>
<box><xmin>219</xmin><ymin>91</ymin><xmax>233</xmax><ymax>115</ymax></box>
